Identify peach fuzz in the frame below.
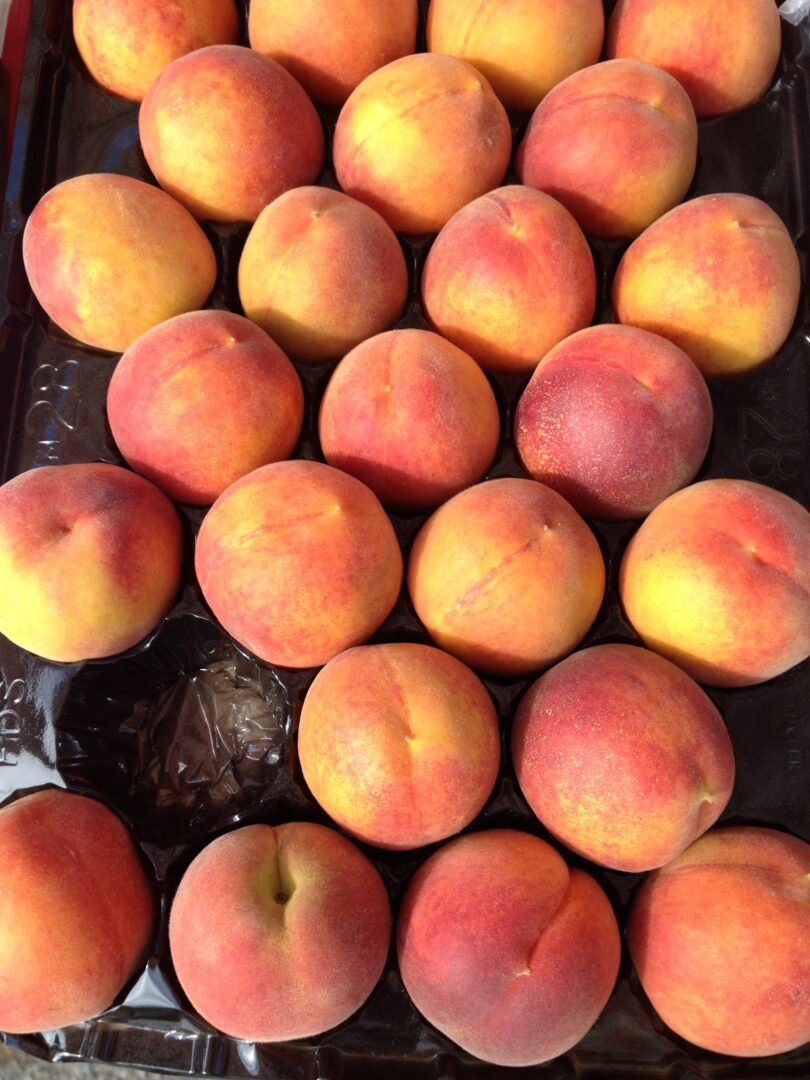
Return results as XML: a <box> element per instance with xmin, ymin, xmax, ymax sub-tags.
<box><xmin>249</xmin><ymin>0</ymin><xmax>418</xmax><ymax>108</ymax></box>
<box><xmin>195</xmin><ymin>460</ymin><xmax>402</xmax><ymax>669</ymax></box>
<box><xmin>516</xmin><ymin>59</ymin><xmax>697</xmax><ymax>239</ymax></box>
<box><xmin>620</xmin><ymin>479</ymin><xmax>810</xmax><ymax>688</ymax></box>
<box><xmin>73</xmin><ymin>0</ymin><xmax>238</xmax><ymax>102</ymax></box>
<box><xmin>140</xmin><ymin>46</ymin><xmax>324</xmax><ymax>224</ymax></box>
<box><xmin>333</xmin><ymin>53</ymin><xmax>511</xmax><ymax>235</ymax></box>
<box><xmin>512</xmin><ymin>644</ymin><xmax>735</xmax><ymax>873</ymax></box>
<box><xmin>298</xmin><ymin>643</ymin><xmax>500</xmax><ymax>850</ymax></box>
<box><xmin>421</xmin><ymin>186</ymin><xmax>596</xmax><ymax>375</ymax></box>
<box><xmin>107</xmin><ymin>311</ymin><xmax>304</xmax><ymax>507</ymax></box>
<box><xmin>0</xmin><ymin>463</ymin><xmax>183</xmax><ymax>663</ymax></box>
<box><xmin>427</xmin><ymin>0</ymin><xmax>604</xmax><ymax>113</ymax></box>
<box><xmin>238</xmin><ymin>187</ymin><xmax>408</xmax><ymax>365</ymax></box>
<box><xmin>607</xmin><ymin>0</ymin><xmax>782</xmax><ymax>118</ymax></box>
<box><xmin>515</xmin><ymin>325</ymin><xmax>713</xmax><ymax>520</ymax></box>
<box><xmin>629</xmin><ymin>827</ymin><xmax>810</xmax><ymax>1056</ymax></box>
<box><xmin>408</xmin><ymin>478</ymin><xmax>605</xmax><ymax>677</ymax></box>
<box><xmin>169</xmin><ymin>822</ymin><xmax>391</xmax><ymax>1041</ymax></box>
<box><xmin>613</xmin><ymin>194</ymin><xmax>801</xmax><ymax>378</ymax></box>
<box><xmin>22</xmin><ymin>173</ymin><xmax>216</xmax><ymax>353</ymax></box>
<box><xmin>398</xmin><ymin>829</ymin><xmax>620</xmax><ymax>1066</ymax></box>
<box><xmin>318</xmin><ymin>329</ymin><xmax>500</xmax><ymax>512</ymax></box>
<box><xmin>0</xmin><ymin>789</ymin><xmax>155</xmax><ymax>1034</ymax></box>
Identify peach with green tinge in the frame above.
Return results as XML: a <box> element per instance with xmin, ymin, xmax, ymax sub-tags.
<box><xmin>427</xmin><ymin>0</ymin><xmax>604</xmax><ymax>113</ymax></box>
<box><xmin>421</xmin><ymin>186</ymin><xmax>596</xmax><ymax>374</ymax></box>
<box><xmin>73</xmin><ymin>0</ymin><xmax>239</xmax><ymax>102</ymax></box>
<box><xmin>619</xmin><ymin>479</ymin><xmax>810</xmax><ymax>687</ymax></box>
<box><xmin>397</xmin><ymin>829</ymin><xmax>621</xmax><ymax>1066</ymax></box>
<box><xmin>408</xmin><ymin>478</ymin><xmax>605</xmax><ymax>677</ymax></box>
<box><xmin>0</xmin><ymin>789</ymin><xmax>155</xmax><ymax>1034</ymax></box>
<box><xmin>612</xmin><ymin>193</ymin><xmax>801</xmax><ymax>378</ymax></box>
<box><xmin>318</xmin><ymin>329</ymin><xmax>500</xmax><ymax>512</ymax></box>
<box><xmin>629</xmin><ymin>826</ymin><xmax>810</xmax><ymax>1056</ymax></box>
<box><xmin>0</xmin><ymin>463</ymin><xmax>183</xmax><ymax>663</ymax></box>
<box><xmin>298</xmin><ymin>642</ymin><xmax>500</xmax><ymax>850</ymax></box>
<box><xmin>249</xmin><ymin>0</ymin><xmax>418</xmax><ymax>108</ymax></box>
<box><xmin>195</xmin><ymin>460</ymin><xmax>403</xmax><ymax>669</ymax></box>
<box><xmin>516</xmin><ymin>59</ymin><xmax>698</xmax><ymax>239</ymax></box>
<box><xmin>333</xmin><ymin>53</ymin><xmax>512</xmax><ymax>235</ymax></box>
<box><xmin>22</xmin><ymin>173</ymin><xmax>216</xmax><ymax>353</ymax></box>
<box><xmin>238</xmin><ymin>187</ymin><xmax>408</xmax><ymax>365</ymax></box>
<box><xmin>107</xmin><ymin>310</ymin><xmax>304</xmax><ymax>506</ymax></box>
<box><xmin>169</xmin><ymin>822</ymin><xmax>391</xmax><ymax>1041</ymax></box>
<box><xmin>512</xmin><ymin>644</ymin><xmax>736</xmax><ymax>872</ymax></box>
<box><xmin>140</xmin><ymin>45</ymin><xmax>325</xmax><ymax>224</ymax></box>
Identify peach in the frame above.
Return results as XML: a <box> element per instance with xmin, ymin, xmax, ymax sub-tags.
<box><xmin>318</xmin><ymin>329</ymin><xmax>500</xmax><ymax>512</ymax></box>
<box><xmin>620</xmin><ymin>479</ymin><xmax>810</xmax><ymax>687</ymax></box>
<box><xmin>298</xmin><ymin>643</ymin><xmax>500</xmax><ymax>850</ymax></box>
<box><xmin>107</xmin><ymin>311</ymin><xmax>304</xmax><ymax>506</ymax></box>
<box><xmin>333</xmin><ymin>54</ymin><xmax>511</xmax><ymax>235</ymax></box>
<box><xmin>515</xmin><ymin>325</ymin><xmax>713</xmax><ymax>520</ymax></box>
<box><xmin>22</xmin><ymin>173</ymin><xmax>216</xmax><ymax>353</ymax></box>
<box><xmin>195</xmin><ymin>460</ymin><xmax>403</xmax><ymax>669</ymax></box>
<box><xmin>629</xmin><ymin>827</ymin><xmax>810</xmax><ymax>1056</ymax></box>
<box><xmin>512</xmin><ymin>644</ymin><xmax>735</xmax><ymax>872</ymax></box>
<box><xmin>249</xmin><ymin>0</ymin><xmax>418</xmax><ymax>108</ymax></box>
<box><xmin>0</xmin><ymin>463</ymin><xmax>183</xmax><ymax>663</ymax></box>
<box><xmin>408</xmin><ymin>478</ymin><xmax>605</xmax><ymax>677</ymax></box>
<box><xmin>140</xmin><ymin>46</ymin><xmax>324</xmax><ymax>224</ymax></box>
<box><xmin>427</xmin><ymin>0</ymin><xmax>604</xmax><ymax>113</ymax></box>
<box><xmin>607</xmin><ymin>0</ymin><xmax>782</xmax><ymax>118</ymax></box>
<box><xmin>421</xmin><ymin>186</ymin><xmax>596</xmax><ymax>374</ymax></box>
<box><xmin>73</xmin><ymin>0</ymin><xmax>238</xmax><ymax>102</ymax></box>
<box><xmin>0</xmin><ymin>789</ymin><xmax>154</xmax><ymax>1034</ymax></box>
<box><xmin>238</xmin><ymin>187</ymin><xmax>408</xmax><ymax>365</ymax></box>
<box><xmin>397</xmin><ymin>829</ymin><xmax>620</xmax><ymax>1066</ymax></box>
<box><xmin>612</xmin><ymin>194</ymin><xmax>801</xmax><ymax>378</ymax></box>
<box><xmin>516</xmin><ymin>59</ymin><xmax>697</xmax><ymax>239</ymax></box>
<box><xmin>169</xmin><ymin>822</ymin><xmax>391</xmax><ymax>1041</ymax></box>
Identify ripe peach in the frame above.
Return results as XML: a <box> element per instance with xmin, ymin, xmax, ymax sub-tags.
<box><xmin>195</xmin><ymin>460</ymin><xmax>403</xmax><ymax>669</ymax></box>
<box><xmin>238</xmin><ymin>187</ymin><xmax>408</xmax><ymax>365</ymax></box>
<box><xmin>298</xmin><ymin>643</ymin><xmax>500</xmax><ymax>850</ymax></box>
<box><xmin>318</xmin><ymin>329</ymin><xmax>500</xmax><ymax>512</ymax></box>
<box><xmin>73</xmin><ymin>0</ymin><xmax>238</xmax><ymax>102</ymax></box>
<box><xmin>512</xmin><ymin>644</ymin><xmax>735</xmax><ymax>872</ymax></box>
<box><xmin>398</xmin><ymin>829</ymin><xmax>620</xmax><ymax>1066</ymax></box>
<box><xmin>22</xmin><ymin>173</ymin><xmax>216</xmax><ymax>353</ymax></box>
<box><xmin>629</xmin><ymin>827</ymin><xmax>810</xmax><ymax>1056</ymax></box>
<box><xmin>620</xmin><ymin>479</ymin><xmax>810</xmax><ymax>687</ymax></box>
<box><xmin>516</xmin><ymin>59</ymin><xmax>697</xmax><ymax>239</ymax></box>
<box><xmin>421</xmin><ymin>186</ymin><xmax>596</xmax><ymax>374</ymax></box>
<box><xmin>427</xmin><ymin>0</ymin><xmax>604</xmax><ymax>113</ymax></box>
<box><xmin>140</xmin><ymin>45</ymin><xmax>324</xmax><ymax>223</ymax></box>
<box><xmin>0</xmin><ymin>789</ymin><xmax>154</xmax><ymax>1034</ymax></box>
<box><xmin>333</xmin><ymin>53</ymin><xmax>511</xmax><ymax>235</ymax></box>
<box><xmin>408</xmin><ymin>478</ymin><xmax>605</xmax><ymax>677</ymax></box>
<box><xmin>107</xmin><ymin>311</ymin><xmax>304</xmax><ymax>506</ymax></box>
<box><xmin>612</xmin><ymin>194</ymin><xmax>801</xmax><ymax>378</ymax></box>
<box><xmin>249</xmin><ymin>0</ymin><xmax>418</xmax><ymax>108</ymax></box>
<box><xmin>0</xmin><ymin>463</ymin><xmax>183</xmax><ymax>663</ymax></box>
<box><xmin>170</xmin><ymin>822</ymin><xmax>391</xmax><ymax>1041</ymax></box>
<box><xmin>607</xmin><ymin>0</ymin><xmax>782</xmax><ymax>118</ymax></box>
<box><xmin>515</xmin><ymin>325</ymin><xmax>713</xmax><ymax>520</ymax></box>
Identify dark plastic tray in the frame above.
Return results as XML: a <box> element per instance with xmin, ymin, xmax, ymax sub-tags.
<box><xmin>0</xmin><ymin>2</ymin><xmax>808</xmax><ymax>1078</ymax></box>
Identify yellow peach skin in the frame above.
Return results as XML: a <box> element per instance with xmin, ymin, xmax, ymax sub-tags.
<box><xmin>620</xmin><ymin>479</ymin><xmax>810</xmax><ymax>687</ymax></box>
<box><xmin>612</xmin><ymin>193</ymin><xmax>801</xmax><ymax>378</ymax></box>
<box><xmin>22</xmin><ymin>173</ymin><xmax>216</xmax><ymax>353</ymax></box>
<box><xmin>73</xmin><ymin>0</ymin><xmax>239</xmax><ymax>102</ymax></box>
<box><xmin>427</xmin><ymin>0</ymin><xmax>604</xmax><ymax>113</ymax></box>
